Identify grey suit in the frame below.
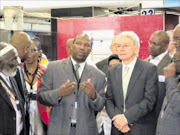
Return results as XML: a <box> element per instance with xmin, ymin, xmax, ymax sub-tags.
<box><xmin>145</xmin><ymin>53</ymin><xmax>172</xmax><ymax>117</ymax></box>
<box><xmin>156</xmin><ymin>77</ymin><xmax>180</xmax><ymax>135</ymax></box>
<box><xmin>37</xmin><ymin>58</ymin><xmax>106</xmax><ymax>135</ymax></box>
<box><xmin>106</xmin><ymin>58</ymin><xmax>158</xmax><ymax>135</ymax></box>
<box><xmin>96</xmin><ymin>58</ymin><xmax>109</xmax><ymax>76</ymax></box>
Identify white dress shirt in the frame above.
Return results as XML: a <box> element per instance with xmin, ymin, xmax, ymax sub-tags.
<box><xmin>149</xmin><ymin>51</ymin><xmax>168</xmax><ymax>66</ymax></box>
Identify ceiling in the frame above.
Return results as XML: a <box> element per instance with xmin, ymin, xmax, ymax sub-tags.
<box><xmin>0</xmin><ymin>0</ymin><xmax>179</xmax><ymax>18</ymax></box>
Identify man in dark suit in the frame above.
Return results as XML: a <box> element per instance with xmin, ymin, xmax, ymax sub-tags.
<box><xmin>38</xmin><ymin>34</ymin><xmax>106</xmax><ymax>135</ymax></box>
<box><xmin>0</xmin><ymin>42</ymin><xmax>27</xmax><ymax>135</ymax></box>
<box><xmin>146</xmin><ymin>31</ymin><xmax>171</xmax><ymax>124</ymax></box>
<box><xmin>106</xmin><ymin>31</ymin><xmax>158</xmax><ymax>135</ymax></box>
<box><xmin>10</xmin><ymin>32</ymin><xmax>31</xmax><ymax>135</ymax></box>
<box><xmin>96</xmin><ymin>36</ymin><xmax>118</xmax><ymax>75</ymax></box>
<box><xmin>10</xmin><ymin>32</ymin><xmax>31</xmax><ymax>102</ymax></box>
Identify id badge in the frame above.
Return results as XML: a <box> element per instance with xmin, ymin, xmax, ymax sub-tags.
<box><xmin>75</xmin><ymin>102</ymin><xmax>77</xmax><ymax>109</ymax></box>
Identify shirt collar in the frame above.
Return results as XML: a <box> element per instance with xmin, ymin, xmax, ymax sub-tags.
<box><xmin>122</xmin><ymin>56</ymin><xmax>137</xmax><ymax>68</ymax></box>
<box><xmin>0</xmin><ymin>72</ymin><xmax>10</xmax><ymax>84</ymax></box>
<box><xmin>150</xmin><ymin>51</ymin><xmax>168</xmax><ymax>61</ymax></box>
<box><xmin>70</xmin><ymin>57</ymin><xmax>86</xmax><ymax>70</ymax></box>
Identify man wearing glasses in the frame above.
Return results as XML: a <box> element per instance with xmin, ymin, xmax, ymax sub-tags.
<box><xmin>156</xmin><ymin>50</ymin><xmax>180</xmax><ymax>135</ymax></box>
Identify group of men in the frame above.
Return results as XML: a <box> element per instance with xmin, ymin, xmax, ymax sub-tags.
<box><xmin>0</xmin><ymin>23</ymin><xmax>180</xmax><ymax>135</ymax></box>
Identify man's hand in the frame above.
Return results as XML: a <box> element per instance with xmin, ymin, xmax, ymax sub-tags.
<box><xmin>120</xmin><ymin>124</ymin><xmax>130</xmax><ymax>133</ymax></box>
<box><xmin>58</xmin><ymin>80</ymin><xmax>76</xmax><ymax>97</ymax></box>
<box><xmin>80</xmin><ymin>79</ymin><xmax>96</xmax><ymax>100</ymax></box>
<box><xmin>36</xmin><ymin>68</ymin><xmax>46</xmax><ymax>80</ymax></box>
<box><xmin>163</xmin><ymin>63</ymin><xmax>176</xmax><ymax>78</ymax></box>
<box><xmin>112</xmin><ymin>114</ymin><xmax>128</xmax><ymax>131</ymax></box>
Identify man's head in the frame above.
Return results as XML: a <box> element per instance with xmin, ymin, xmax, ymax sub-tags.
<box><xmin>108</xmin><ymin>54</ymin><xmax>121</xmax><ymax>68</ymax></box>
<box><xmin>0</xmin><ymin>42</ymin><xmax>20</xmax><ymax>77</ymax></box>
<box><xmin>110</xmin><ymin>36</ymin><xmax>118</xmax><ymax>54</ymax></box>
<box><xmin>149</xmin><ymin>30</ymin><xmax>169</xmax><ymax>58</ymax></box>
<box><xmin>10</xmin><ymin>32</ymin><xmax>31</xmax><ymax>62</ymax></box>
<box><xmin>71</xmin><ymin>34</ymin><xmax>92</xmax><ymax>63</ymax></box>
<box><xmin>173</xmin><ymin>24</ymin><xmax>180</xmax><ymax>50</ymax></box>
<box><xmin>167</xmin><ymin>30</ymin><xmax>176</xmax><ymax>55</ymax></box>
<box><xmin>66</xmin><ymin>38</ymin><xmax>74</xmax><ymax>57</ymax></box>
<box><xmin>172</xmin><ymin>50</ymin><xmax>180</xmax><ymax>74</ymax></box>
<box><xmin>116</xmin><ymin>31</ymin><xmax>140</xmax><ymax>64</ymax></box>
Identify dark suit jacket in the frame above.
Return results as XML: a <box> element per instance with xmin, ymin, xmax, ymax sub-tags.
<box><xmin>38</xmin><ymin>58</ymin><xmax>106</xmax><ymax>135</ymax></box>
<box><xmin>106</xmin><ymin>58</ymin><xmax>158</xmax><ymax>135</ymax></box>
<box><xmin>96</xmin><ymin>58</ymin><xmax>109</xmax><ymax>76</ymax></box>
<box><xmin>0</xmin><ymin>77</ymin><xmax>26</xmax><ymax>135</ymax></box>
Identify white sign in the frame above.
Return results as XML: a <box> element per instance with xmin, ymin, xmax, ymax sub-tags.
<box><xmin>141</xmin><ymin>9</ymin><xmax>154</xmax><ymax>15</ymax></box>
<box><xmin>83</xmin><ymin>30</ymin><xmax>114</xmax><ymax>65</ymax></box>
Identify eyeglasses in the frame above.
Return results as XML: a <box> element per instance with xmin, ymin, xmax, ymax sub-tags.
<box><xmin>149</xmin><ymin>40</ymin><xmax>161</xmax><ymax>46</ymax></box>
<box><xmin>171</xmin><ymin>58</ymin><xmax>180</xmax><ymax>63</ymax></box>
<box><xmin>172</xmin><ymin>37</ymin><xmax>180</xmax><ymax>42</ymax></box>
<box><xmin>116</xmin><ymin>44</ymin><xmax>133</xmax><ymax>48</ymax></box>
<box><xmin>31</xmin><ymin>48</ymin><xmax>38</xmax><ymax>52</ymax></box>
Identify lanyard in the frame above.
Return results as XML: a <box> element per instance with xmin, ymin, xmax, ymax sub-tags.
<box><xmin>24</xmin><ymin>64</ymin><xmax>39</xmax><ymax>90</ymax></box>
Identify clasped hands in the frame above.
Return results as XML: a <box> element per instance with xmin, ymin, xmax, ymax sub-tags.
<box><xmin>112</xmin><ymin>114</ymin><xmax>130</xmax><ymax>133</ymax></box>
<box><xmin>58</xmin><ymin>79</ymin><xmax>96</xmax><ymax>99</ymax></box>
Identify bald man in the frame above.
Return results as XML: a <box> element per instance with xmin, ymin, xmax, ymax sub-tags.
<box><xmin>173</xmin><ymin>24</ymin><xmax>180</xmax><ymax>50</ymax></box>
<box><xmin>96</xmin><ymin>36</ymin><xmax>118</xmax><ymax>75</ymax></box>
<box><xmin>10</xmin><ymin>32</ymin><xmax>31</xmax><ymax>134</ymax></box>
<box><xmin>66</xmin><ymin>38</ymin><xmax>74</xmax><ymax>57</ymax></box>
<box><xmin>10</xmin><ymin>32</ymin><xmax>31</xmax><ymax>62</ymax></box>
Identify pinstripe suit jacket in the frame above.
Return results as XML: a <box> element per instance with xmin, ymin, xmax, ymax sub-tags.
<box><xmin>156</xmin><ymin>77</ymin><xmax>180</xmax><ymax>135</ymax></box>
<box><xmin>38</xmin><ymin>58</ymin><xmax>106</xmax><ymax>135</ymax></box>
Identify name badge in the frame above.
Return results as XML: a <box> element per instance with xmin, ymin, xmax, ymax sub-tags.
<box><xmin>158</xmin><ymin>75</ymin><xmax>165</xmax><ymax>82</ymax></box>
<box><xmin>75</xmin><ymin>102</ymin><xmax>77</xmax><ymax>109</ymax></box>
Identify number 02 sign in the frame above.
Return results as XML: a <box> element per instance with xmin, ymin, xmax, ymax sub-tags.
<box><xmin>141</xmin><ymin>9</ymin><xmax>155</xmax><ymax>15</ymax></box>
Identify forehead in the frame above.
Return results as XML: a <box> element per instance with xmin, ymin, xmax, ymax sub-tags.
<box><xmin>116</xmin><ymin>36</ymin><xmax>133</xmax><ymax>44</ymax></box>
<box><xmin>173</xmin><ymin>27</ymin><xmax>180</xmax><ymax>37</ymax></box>
<box><xmin>75</xmin><ymin>35</ymin><xmax>90</xmax><ymax>41</ymax></box>
<box><xmin>31</xmin><ymin>41</ymin><xmax>37</xmax><ymax>48</ymax></box>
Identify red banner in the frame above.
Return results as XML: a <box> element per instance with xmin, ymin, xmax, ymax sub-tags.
<box><xmin>57</xmin><ymin>15</ymin><xmax>163</xmax><ymax>60</ymax></box>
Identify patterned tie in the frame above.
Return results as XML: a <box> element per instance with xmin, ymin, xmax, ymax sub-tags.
<box><xmin>123</xmin><ymin>66</ymin><xmax>130</xmax><ymax>99</ymax></box>
<box><xmin>123</xmin><ymin>66</ymin><xmax>130</xmax><ymax>112</ymax></box>
<box><xmin>75</xmin><ymin>64</ymin><xmax>80</xmax><ymax>80</ymax></box>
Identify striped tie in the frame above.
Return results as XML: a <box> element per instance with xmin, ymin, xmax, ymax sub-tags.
<box><xmin>123</xmin><ymin>66</ymin><xmax>130</xmax><ymax>112</ymax></box>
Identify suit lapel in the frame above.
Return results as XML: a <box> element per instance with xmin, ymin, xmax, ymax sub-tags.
<box><xmin>157</xmin><ymin>53</ymin><xmax>171</xmax><ymax>73</ymax></box>
<box><xmin>0</xmin><ymin>77</ymin><xmax>14</xmax><ymax>109</ymax></box>
<box><xmin>10</xmin><ymin>77</ymin><xmax>25</xmax><ymax>112</ymax></box>
<box><xmin>116</xmin><ymin>64</ymin><xmax>124</xmax><ymax>101</ymax></box>
<box><xmin>126</xmin><ymin>58</ymin><xmax>143</xmax><ymax>99</ymax></box>
<box><xmin>62</xmin><ymin>58</ymin><xmax>75</xmax><ymax>82</ymax></box>
<box><xmin>78</xmin><ymin>63</ymin><xmax>92</xmax><ymax>95</ymax></box>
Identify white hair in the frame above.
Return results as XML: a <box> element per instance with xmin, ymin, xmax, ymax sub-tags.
<box><xmin>118</xmin><ymin>31</ymin><xmax>140</xmax><ymax>47</ymax></box>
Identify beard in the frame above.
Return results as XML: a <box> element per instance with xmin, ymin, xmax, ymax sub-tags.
<box><xmin>2</xmin><ymin>66</ymin><xmax>18</xmax><ymax>77</ymax></box>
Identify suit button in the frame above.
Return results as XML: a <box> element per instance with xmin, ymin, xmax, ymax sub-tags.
<box><xmin>74</xmin><ymin>92</ymin><xmax>76</xmax><ymax>94</ymax></box>
<box><xmin>69</xmin><ymin>117</ymin><xmax>71</xmax><ymax>119</ymax></box>
<box><xmin>13</xmin><ymin>117</ymin><xmax>16</xmax><ymax>120</ymax></box>
<box><xmin>71</xmin><ymin>104</ymin><xmax>73</xmax><ymax>107</ymax></box>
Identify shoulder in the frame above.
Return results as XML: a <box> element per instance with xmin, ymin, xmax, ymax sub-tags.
<box><xmin>96</xmin><ymin>58</ymin><xmax>108</xmax><ymax>67</ymax></box>
<box><xmin>87</xmin><ymin>64</ymin><xmax>106</xmax><ymax>77</ymax></box>
<box><xmin>47</xmin><ymin>58</ymin><xmax>68</xmax><ymax>68</ymax></box>
<box><xmin>138</xmin><ymin>58</ymin><xmax>157</xmax><ymax>69</ymax></box>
